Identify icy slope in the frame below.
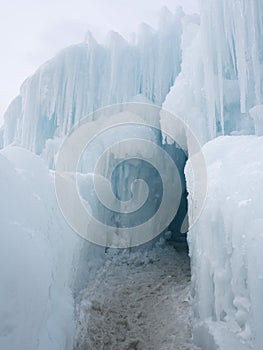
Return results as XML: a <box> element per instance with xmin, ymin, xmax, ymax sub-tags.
<box><xmin>0</xmin><ymin>146</ymin><xmax>80</xmax><ymax>350</ymax></box>
<box><xmin>186</xmin><ymin>136</ymin><xmax>263</xmax><ymax>350</ymax></box>
<box><xmin>3</xmin><ymin>7</ymin><xmax>183</xmax><ymax>155</ymax></box>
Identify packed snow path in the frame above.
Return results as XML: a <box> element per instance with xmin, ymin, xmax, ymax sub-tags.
<box><xmin>74</xmin><ymin>243</ymin><xmax>198</xmax><ymax>350</ymax></box>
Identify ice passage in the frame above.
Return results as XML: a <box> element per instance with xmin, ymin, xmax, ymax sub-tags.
<box><xmin>1</xmin><ymin>2</ymin><xmax>263</xmax><ymax>350</ymax></box>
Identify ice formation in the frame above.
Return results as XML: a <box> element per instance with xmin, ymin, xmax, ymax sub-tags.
<box><xmin>2</xmin><ymin>7</ymin><xmax>183</xmax><ymax>157</ymax></box>
<box><xmin>0</xmin><ymin>147</ymin><xmax>78</xmax><ymax>349</ymax></box>
<box><xmin>0</xmin><ymin>146</ymin><xmax>108</xmax><ymax>349</ymax></box>
<box><xmin>163</xmin><ymin>1</ymin><xmax>263</xmax><ymax>349</ymax></box>
<box><xmin>1</xmin><ymin>1</ymin><xmax>263</xmax><ymax>350</ymax></box>
<box><xmin>186</xmin><ymin>136</ymin><xmax>263</xmax><ymax>350</ymax></box>
<box><xmin>163</xmin><ymin>0</ymin><xmax>263</xmax><ymax>144</ymax></box>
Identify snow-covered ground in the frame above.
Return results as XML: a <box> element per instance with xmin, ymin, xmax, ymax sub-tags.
<box><xmin>74</xmin><ymin>243</ymin><xmax>199</xmax><ymax>350</ymax></box>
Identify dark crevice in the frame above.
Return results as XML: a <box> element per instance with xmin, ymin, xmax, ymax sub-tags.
<box><xmin>162</xmin><ymin>141</ymin><xmax>189</xmax><ymax>253</ymax></box>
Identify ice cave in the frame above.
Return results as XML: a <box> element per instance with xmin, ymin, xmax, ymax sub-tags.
<box><xmin>0</xmin><ymin>1</ymin><xmax>263</xmax><ymax>349</ymax></box>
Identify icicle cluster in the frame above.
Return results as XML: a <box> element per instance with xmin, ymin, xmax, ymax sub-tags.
<box><xmin>164</xmin><ymin>0</ymin><xmax>263</xmax><ymax>143</ymax></box>
<box><xmin>3</xmin><ymin>8</ymin><xmax>183</xmax><ymax>155</ymax></box>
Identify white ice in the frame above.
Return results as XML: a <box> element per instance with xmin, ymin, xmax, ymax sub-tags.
<box><xmin>186</xmin><ymin>136</ymin><xmax>263</xmax><ymax>350</ymax></box>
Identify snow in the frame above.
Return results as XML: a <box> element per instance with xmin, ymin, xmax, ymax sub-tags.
<box><xmin>186</xmin><ymin>136</ymin><xmax>263</xmax><ymax>350</ymax></box>
<box><xmin>74</xmin><ymin>243</ymin><xmax>199</xmax><ymax>350</ymax></box>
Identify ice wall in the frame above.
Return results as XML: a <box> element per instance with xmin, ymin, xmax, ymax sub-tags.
<box><xmin>163</xmin><ymin>3</ymin><xmax>263</xmax><ymax>349</ymax></box>
<box><xmin>186</xmin><ymin>136</ymin><xmax>263</xmax><ymax>350</ymax></box>
<box><xmin>163</xmin><ymin>1</ymin><xmax>263</xmax><ymax>144</ymax></box>
<box><xmin>3</xmin><ymin>7</ymin><xmax>183</xmax><ymax>156</ymax></box>
<box><xmin>0</xmin><ymin>146</ymin><xmax>81</xmax><ymax>350</ymax></box>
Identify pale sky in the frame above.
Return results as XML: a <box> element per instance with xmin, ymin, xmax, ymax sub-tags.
<box><xmin>0</xmin><ymin>0</ymin><xmax>199</xmax><ymax>124</ymax></box>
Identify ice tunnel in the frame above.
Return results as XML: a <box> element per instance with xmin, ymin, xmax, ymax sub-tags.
<box><xmin>65</xmin><ymin>105</ymin><xmax>191</xmax><ymax>250</ymax></box>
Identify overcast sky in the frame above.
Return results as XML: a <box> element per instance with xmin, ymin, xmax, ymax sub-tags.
<box><xmin>0</xmin><ymin>0</ymin><xmax>199</xmax><ymax>124</ymax></box>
